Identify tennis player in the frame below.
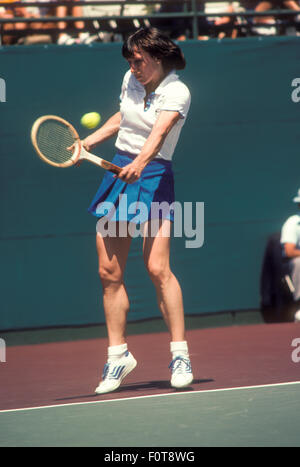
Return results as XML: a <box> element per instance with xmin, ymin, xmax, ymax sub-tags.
<box><xmin>83</xmin><ymin>27</ymin><xmax>193</xmax><ymax>394</ymax></box>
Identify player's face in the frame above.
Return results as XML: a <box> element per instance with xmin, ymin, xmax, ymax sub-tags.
<box><xmin>127</xmin><ymin>48</ymin><xmax>163</xmax><ymax>90</ymax></box>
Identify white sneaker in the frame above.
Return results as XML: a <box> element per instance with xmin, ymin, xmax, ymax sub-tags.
<box><xmin>169</xmin><ymin>356</ymin><xmax>193</xmax><ymax>389</ymax></box>
<box><xmin>95</xmin><ymin>351</ymin><xmax>137</xmax><ymax>395</ymax></box>
<box><xmin>295</xmin><ymin>310</ymin><xmax>300</xmax><ymax>322</ymax></box>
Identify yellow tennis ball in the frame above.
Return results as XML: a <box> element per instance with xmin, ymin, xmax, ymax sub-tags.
<box><xmin>80</xmin><ymin>112</ymin><xmax>101</xmax><ymax>129</ymax></box>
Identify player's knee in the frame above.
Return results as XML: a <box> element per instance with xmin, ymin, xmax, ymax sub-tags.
<box><xmin>98</xmin><ymin>264</ymin><xmax>123</xmax><ymax>287</ymax></box>
<box><xmin>146</xmin><ymin>260</ymin><xmax>170</xmax><ymax>285</ymax></box>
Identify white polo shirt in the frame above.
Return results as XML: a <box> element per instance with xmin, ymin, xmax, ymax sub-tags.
<box><xmin>281</xmin><ymin>214</ymin><xmax>300</xmax><ymax>249</ymax></box>
<box><xmin>115</xmin><ymin>69</ymin><xmax>191</xmax><ymax>161</ymax></box>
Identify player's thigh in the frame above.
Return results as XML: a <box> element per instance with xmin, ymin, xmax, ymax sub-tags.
<box><xmin>96</xmin><ymin>227</ymin><xmax>132</xmax><ymax>282</ymax></box>
<box><xmin>143</xmin><ymin>219</ymin><xmax>172</xmax><ymax>278</ymax></box>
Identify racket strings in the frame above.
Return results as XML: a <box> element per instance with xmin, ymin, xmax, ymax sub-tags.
<box><xmin>36</xmin><ymin>120</ymin><xmax>76</xmax><ymax>165</ymax></box>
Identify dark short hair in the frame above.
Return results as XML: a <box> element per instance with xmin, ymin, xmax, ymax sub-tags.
<box><xmin>122</xmin><ymin>27</ymin><xmax>186</xmax><ymax>73</ymax></box>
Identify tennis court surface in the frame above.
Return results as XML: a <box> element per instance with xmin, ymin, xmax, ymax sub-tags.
<box><xmin>1</xmin><ymin>320</ymin><xmax>300</xmax><ymax>447</ymax></box>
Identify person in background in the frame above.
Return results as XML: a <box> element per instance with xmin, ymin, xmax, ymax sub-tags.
<box><xmin>280</xmin><ymin>188</ymin><xmax>300</xmax><ymax>322</ymax></box>
<box><xmin>151</xmin><ymin>0</ymin><xmax>189</xmax><ymax>40</ymax></box>
<box><xmin>151</xmin><ymin>0</ymin><xmax>211</xmax><ymax>40</ymax></box>
<box><xmin>0</xmin><ymin>0</ymin><xmax>35</xmax><ymax>45</ymax></box>
<box><xmin>55</xmin><ymin>0</ymin><xmax>90</xmax><ymax>44</ymax></box>
<box><xmin>212</xmin><ymin>2</ymin><xmax>240</xmax><ymax>39</ymax></box>
<box><xmin>252</xmin><ymin>0</ymin><xmax>300</xmax><ymax>35</ymax></box>
<box><xmin>24</xmin><ymin>0</ymin><xmax>95</xmax><ymax>44</ymax></box>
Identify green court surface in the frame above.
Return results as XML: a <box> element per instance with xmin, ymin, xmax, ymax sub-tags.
<box><xmin>1</xmin><ymin>382</ymin><xmax>299</xmax><ymax>448</ymax></box>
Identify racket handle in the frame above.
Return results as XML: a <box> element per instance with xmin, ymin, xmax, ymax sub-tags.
<box><xmin>100</xmin><ymin>159</ymin><xmax>122</xmax><ymax>175</ymax></box>
<box><xmin>80</xmin><ymin>147</ymin><xmax>122</xmax><ymax>175</ymax></box>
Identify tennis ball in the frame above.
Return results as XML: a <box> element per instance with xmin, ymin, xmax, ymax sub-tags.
<box><xmin>80</xmin><ymin>112</ymin><xmax>101</xmax><ymax>129</ymax></box>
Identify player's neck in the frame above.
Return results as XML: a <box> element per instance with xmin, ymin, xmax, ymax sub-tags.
<box><xmin>145</xmin><ymin>70</ymin><xmax>167</xmax><ymax>95</ymax></box>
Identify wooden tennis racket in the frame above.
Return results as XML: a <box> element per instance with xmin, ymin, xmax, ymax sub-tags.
<box><xmin>31</xmin><ymin>115</ymin><xmax>122</xmax><ymax>175</ymax></box>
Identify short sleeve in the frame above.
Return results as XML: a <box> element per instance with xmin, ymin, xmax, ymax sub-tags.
<box><xmin>119</xmin><ymin>70</ymin><xmax>131</xmax><ymax>104</ymax></box>
<box><xmin>281</xmin><ymin>216</ymin><xmax>299</xmax><ymax>245</ymax></box>
<box><xmin>158</xmin><ymin>81</ymin><xmax>191</xmax><ymax>119</ymax></box>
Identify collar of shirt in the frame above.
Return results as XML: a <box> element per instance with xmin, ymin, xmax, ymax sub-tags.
<box><xmin>129</xmin><ymin>69</ymin><xmax>178</xmax><ymax>97</ymax></box>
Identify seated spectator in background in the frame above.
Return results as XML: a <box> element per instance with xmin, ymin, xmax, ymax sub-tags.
<box><xmin>23</xmin><ymin>0</ymin><xmax>94</xmax><ymax>44</ymax></box>
<box><xmin>56</xmin><ymin>0</ymin><xmax>90</xmax><ymax>44</ymax></box>
<box><xmin>251</xmin><ymin>0</ymin><xmax>300</xmax><ymax>35</ymax></box>
<box><xmin>280</xmin><ymin>188</ymin><xmax>300</xmax><ymax>322</ymax></box>
<box><xmin>0</xmin><ymin>0</ymin><xmax>87</xmax><ymax>45</ymax></box>
<box><xmin>195</xmin><ymin>0</ymin><xmax>211</xmax><ymax>40</ymax></box>
<box><xmin>209</xmin><ymin>2</ymin><xmax>240</xmax><ymax>38</ymax></box>
<box><xmin>18</xmin><ymin>0</ymin><xmax>58</xmax><ymax>44</ymax></box>
<box><xmin>0</xmin><ymin>2</ymin><xmax>15</xmax><ymax>45</ymax></box>
<box><xmin>151</xmin><ymin>0</ymin><xmax>189</xmax><ymax>40</ymax></box>
<box><xmin>151</xmin><ymin>0</ymin><xmax>210</xmax><ymax>40</ymax></box>
<box><xmin>0</xmin><ymin>0</ymin><xmax>36</xmax><ymax>45</ymax></box>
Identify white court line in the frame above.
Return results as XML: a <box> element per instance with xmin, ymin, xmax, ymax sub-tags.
<box><xmin>1</xmin><ymin>380</ymin><xmax>300</xmax><ymax>415</ymax></box>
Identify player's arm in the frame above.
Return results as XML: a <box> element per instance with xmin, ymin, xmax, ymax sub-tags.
<box><xmin>118</xmin><ymin>111</ymin><xmax>180</xmax><ymax>184</ymax></box>
<box><xmin>83</xmin><ymin>112</ymin><xmax>121</xmax><ymax>151</ymax></box>
<box><xmin>284</xmin><ymin>243</ymin><xmax>300</xmax><ymax>258</ymax></box>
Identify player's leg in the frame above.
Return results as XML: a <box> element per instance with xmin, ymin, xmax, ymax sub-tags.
<box><xmin>143</xmin><ymin>219</ymin><xmax>185</xmax><ymax>341</ymax></box>
<box><xmin>143</xmin><ymin>219</ymin><xmax>193</xmax><ymax>388</ymax></box>
<box><xmin>96</xmin><ymin>227</ymin><xmax>132</xmax><ymax>346</ymax></box>
<box><xmin>95</xmin><ymin>224</ymin><xmax>136</xmax><ymax>394</ymax></box>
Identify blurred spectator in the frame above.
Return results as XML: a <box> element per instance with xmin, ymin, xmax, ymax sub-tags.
<box><xmin>82</xmin><ymin>0</ymin><xmax>149</xmax><ymax>43</ymax></box>
<box><xmin>0</xmin><ymin>0</ymin><xmax>26</xmax><ymax>45</ymax></box>
<box><xmin>280</xmin><ymin>188</ymin><xmax>300</xmax><ymax>322</ymax></box>
<box><xmin>260</xmin><ymin>231</ymin><xmax>294</xmax><ymax>321</ymax></box>
<box><xmin>19</xmin><ymin>0</ymin><xmax>59</xmax><ymax>44</ymax></box>
<box><xmin>0</xmin><ymin>1</ymin><xmax>15</xmax><ymax>45</ymax></box>
<box><xmin>82</xmin><ymin>0</ymin><xmax>125</xmax><ymax>42</ymax></box>
<box><xmin>241</xmin><ymin>0</ymin><xmax>300</xmax><ymax>35</ymax></box>
<box><xmin>206</xmin><ymin>1</ymin><xmax>241</xmax><ymax>38</ymax></box>
<box><xmin>0</xmin><ymin>0</ymin><xmax>94</xmax><ymax>45</ymax></box>
<box><xmin>191</xmin><ymin>0</ymin><xmax>211</xmax><ymax>40</ymax></box>
<box><xmin>56</xmin><ymin>0</ymin><xmax>92</xmax><ymax>44</ymax></box>
<box><xmin>0</xmin><ymin>0</ymin><xmax>36</xmax><ymax>44</ymax></box>
<box><xmin>151</xmin><ymin>0</ymin><xmax>210</xmax><ymax>40</ymax></box>
<box><xmin>150</xmin><ymin>0</ymin><xmax>189</xmax><ymax>40</ymax></box>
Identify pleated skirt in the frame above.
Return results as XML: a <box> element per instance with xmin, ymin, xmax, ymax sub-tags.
<box><xmin>87</xmin><ymin>151</ymin><xmax>175</xmax><ymax>224</ymax></box>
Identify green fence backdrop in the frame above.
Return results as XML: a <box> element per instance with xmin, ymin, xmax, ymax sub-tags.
<box><xmin>1</xmin><ymin>37</ymin><xmax>300</xmax><ymax>330</ymax></box>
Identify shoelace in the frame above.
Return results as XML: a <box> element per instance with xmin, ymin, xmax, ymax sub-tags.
<box><xmin>169</xmin><ymin>356</ymin><xmax>192</xmax><ymax>374</ymax></box>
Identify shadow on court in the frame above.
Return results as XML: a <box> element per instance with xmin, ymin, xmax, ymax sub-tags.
<box><xmin>53</xmin><ymin>378</ymin><xmax>214</xmax><ymax>403</ymax></box>
<box><xmin>1</xmin><ymin>322</ymin><xmax>300</xmax><ymax>446</ymax></box>
<box><xmin>1</xmin><ymin>321</ymin><xmax>300</xmax><ymax>411</ymax></box>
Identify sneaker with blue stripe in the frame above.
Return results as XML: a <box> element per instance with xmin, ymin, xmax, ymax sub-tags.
<box><xmin>95</xmin><ymin>351</ymin><xmax>137</xmax><ymax>395</ymax></box>
<box><xmin>169</xmin><ymin>355</ymin><xmax>193</xmax><ymax>389</ymax></box>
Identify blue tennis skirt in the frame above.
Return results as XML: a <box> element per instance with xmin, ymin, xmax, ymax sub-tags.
<box><xmin>87</xmin><ymin>150</ymin><xmax>175</xmax><ymax>224</ymax></box>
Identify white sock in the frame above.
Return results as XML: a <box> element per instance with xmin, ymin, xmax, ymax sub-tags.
<box><xmin>170</xmin><ymin>341</ymin><xmax>189</xmax><ymax>359</ymax></box>
<box><xmin>107</xmin><ymin>343</ymin><xmax>128</xmax><ymax>363</ymax></box>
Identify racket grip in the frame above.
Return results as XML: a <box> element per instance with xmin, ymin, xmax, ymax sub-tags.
<box><xmin>101</xmin><ymin>160</ymin><xmax>122</xmax><ymax>175</ymax></box>
<box><xmin>80</xmin><ymin>146</ymin><xmax>122</xmax><ymax>174</ymax></box>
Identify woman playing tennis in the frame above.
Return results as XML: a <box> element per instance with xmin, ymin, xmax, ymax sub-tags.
<box><xmin>83</xmin><ymin>27</ymin><xmax>193</xmax><ymax>394</ymax></box>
